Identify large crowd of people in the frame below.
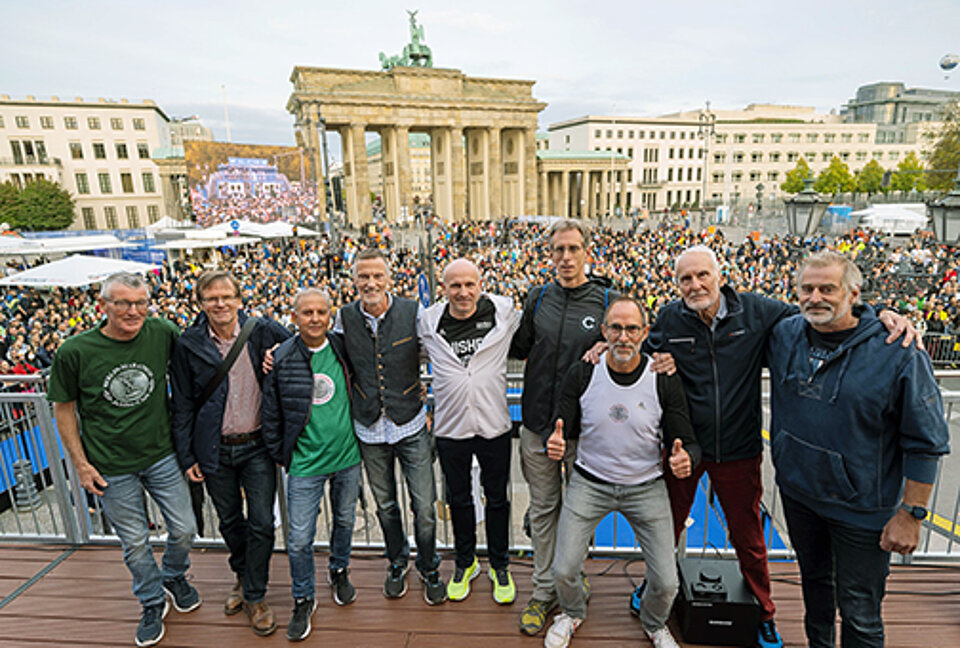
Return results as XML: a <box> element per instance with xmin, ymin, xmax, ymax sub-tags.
<box><xmin>2</xmin><ymin>218</ymin><xmax>958</xmax><ymax>378</ymax></box>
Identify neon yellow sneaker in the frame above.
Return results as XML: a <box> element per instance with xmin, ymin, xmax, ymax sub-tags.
<box><xmin>446</xmin><ymin>557</ymin><xmax>479</xmax><ymax>601</ymax></box>
<box><xmin>489</xmin><ymin>567</ymin><xmax>516</xmax><ymax>605</ymax></box>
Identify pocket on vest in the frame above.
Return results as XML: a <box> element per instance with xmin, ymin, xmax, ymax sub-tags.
<box><xmin>772</xmin><ymin>428</ymin><xmax>858</xmax><ymax>503</ymax></box>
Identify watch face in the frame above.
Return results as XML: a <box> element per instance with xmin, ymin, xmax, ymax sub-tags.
<box><xmin>911</xmin><ymin>507</ymin><xmax>927</xmax><ymax>519</ymax></box>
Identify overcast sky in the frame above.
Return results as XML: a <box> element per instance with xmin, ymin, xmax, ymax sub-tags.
<box><xmin>5</xmin><ymin>0</ymin><xmax>959</xmax><ymax>156</ymax></box>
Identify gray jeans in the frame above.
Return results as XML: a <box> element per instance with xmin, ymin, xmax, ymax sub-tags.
<box><xmin>520</xmin><ymin>426</ymin><xmax>577</xmax><ymax>601</ymax></box>
<box><xmin>553</xmin><ymin>471</ymin><xmax>678</xmax><ymax>630</ymax></box>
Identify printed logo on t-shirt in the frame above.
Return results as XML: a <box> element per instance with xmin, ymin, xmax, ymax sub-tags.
<box><xmin>581</xmin><ymin>315</ymin><xmax>597</xmax><ymax>331</ymax></box>
<box><xmin>313</xmin><ymin>373</ymin><xmax>335</xmax><ymax>405</ymax></box>
<box><xmin>102</xmin><ymin>363</ymin><xmax>155</xmax><ymax>408</ymax></box>
<box><xmin>608</xmin><ymin>403</ymin><xmax>629</xmax><ymax>423</ymax></box>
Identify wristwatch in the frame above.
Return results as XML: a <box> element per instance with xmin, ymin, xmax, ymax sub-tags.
<box><xmin>899</xmin><ymin>502</ymin><xmax>928</xmax><ymax>520</ymax></box>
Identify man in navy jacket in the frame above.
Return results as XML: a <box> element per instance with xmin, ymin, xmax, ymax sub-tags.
<box><xmin>767</xmin><ymin>251</ymin><xmax>948</xmax><ymax>647</ymax></box>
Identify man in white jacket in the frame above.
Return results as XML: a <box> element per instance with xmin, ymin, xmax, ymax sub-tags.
<box><xmin>418</xmin><ymin>258</ymin><xmax>521</xmax><ymax>605</ymax></box>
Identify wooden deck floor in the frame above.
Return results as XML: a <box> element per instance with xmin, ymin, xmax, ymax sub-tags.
<box><xmin>0</xmin><ymin>545</ymin><xmax>957</xmax><ymax>647</ymax></box>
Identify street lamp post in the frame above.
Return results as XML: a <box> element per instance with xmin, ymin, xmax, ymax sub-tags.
<box><xmin>755</xmin><ymin>182</ymin><xmax>764</xmax><ymax>229</ymax></box>
<box><xmin>928</xmin><ymin>166</ymin><xmax>960</xmax><ymax>244</ymax></box>
<box><xmin>697</xmin><ymin>102</ymin><xmax>716</xmax><ymax>230</ymax></box>
<box><xmin>783</xmin><ymin>177</ymin><xmax>830</xmax><ymax>237</ymax></box>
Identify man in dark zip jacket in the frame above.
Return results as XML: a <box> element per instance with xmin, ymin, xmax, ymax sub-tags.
<box><xmin>170</xmin><ymin>271</ymin><xmax>291</xmax><ymax>637</ymax></box>
<box><xmin>768</xmin><ymin>252</ymin><xmax>948</xmax><ymax>648</ymax></box>
<box><xmin>510</xmin><ymin>219</ymin><xmax>619</xmax><ymax>635</ymax></box>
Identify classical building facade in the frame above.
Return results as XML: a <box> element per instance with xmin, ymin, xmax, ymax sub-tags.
<box><xmin>537</xmin><ymin>151</ymin><xmax>630</xmax><ymax>218</ymax></box>
<box><xmin>0</xmin><ymin>95</ymin><xmax>172</xmax><ymax>230</ymax></box>
<box><xmin>367</xmin><ymin>132</ymin><xmax>432</xmax><ymax>209</ymax></box>
<box><xmin>287</xmin><ymin>65</ymin><xmax>545</xmax><ymax>224</ymax></box>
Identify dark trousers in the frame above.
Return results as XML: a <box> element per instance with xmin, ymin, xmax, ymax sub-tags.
<box><xmin>781</xmin><ymin>493</ymin><xmax>889</xmax><ymax>648</ymax></box>
<box><xmin>436</xmin><ymin>432</ymin><xmax>511</xmax><ymax>570</ymax></box>
<box><xmin>204</xmin><ymin>439</ymin><xmax>277</xmax><ymax>604</ymax></box>
<box><xmin>663</xmin><ymin>453</ymin><xmax>775</xmax><ymax>620</ymax></box>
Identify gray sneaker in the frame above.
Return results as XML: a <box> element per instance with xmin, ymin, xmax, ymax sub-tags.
<box><xmin>420</xmin><ymin>569</ymin><xmax>447</xmax><ymax>605</ymax></box>
<box><xmin>286</xmin><ymin>597</ymin><xmax>317</xmax><ymax>642</ymax></box>
<box><xmin>135</xmin><ymin>599</ymin><xmax>169</xmax><ymax>647</ymax></box>
<box><xmin>162</xmin><ymin>574</ymin><xmax>201</xmax><ymax>613</ymax></box>
<box><xmin>383</xmin><ymin>562</ymin><xmax>409</xmax><ymax>599</ymax></box>
<box><xmin>329</xmin><ymin>567</ymin><xmax>357</xmax><ymax>605</ymax></box>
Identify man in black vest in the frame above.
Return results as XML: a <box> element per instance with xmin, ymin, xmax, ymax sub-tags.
<box><xmin>334</xmin><ymin>247</ymin><xmax>446</xmax><ymax>605</ymax></box>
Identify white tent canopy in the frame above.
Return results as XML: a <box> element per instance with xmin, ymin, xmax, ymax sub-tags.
<box><xmin>146</xmin><ymin>216</ymin><xmax>193</xmax><ymax>231</ymax></box>
<box><xmin>153</xmin><ymin>235</ymin><xmax>261</xmax><ymax>251</ymax></box>
<box><xmin>0</xmin><ymin>234</ymin><xmax>131</xmax><ymax>256</ymax></box>
<box><xmin>852</xmin><ymin>204</ymin><xmax>928</xmax><ymax>235</ymax></box>
<box><xmin>0</xmin><ymin>254</ymin><xmax>160</xmax><ymax>288</ymax></box>
<box><xmin>203</xmin><ymin>220</ymin><xmax>317</xmax><ymax>239</ymax></box>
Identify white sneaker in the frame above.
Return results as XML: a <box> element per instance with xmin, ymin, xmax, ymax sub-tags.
<box><xmin>544</xmin><ymin>612</ymin><xmax>582</xmax><ymax>648</ymax></box>
<box><xmin>645</xmin><ymin>626</ymin><xmax>680</xmax><ymax>648</ymax></box>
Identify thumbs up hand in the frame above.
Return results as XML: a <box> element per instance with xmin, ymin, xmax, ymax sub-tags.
<box><xmin>668</xmin><ymin>438</ymin><xmax>691</xmax><ymax>479</ymax></box>
<box><xmin>547</xmin><ymin>419</ymin><xmax>566</xmax><ymax>461</ymax></box>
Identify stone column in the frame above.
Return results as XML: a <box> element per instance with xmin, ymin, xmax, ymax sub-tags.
<box><xmin>450</xmin><ymin>126</ymin><xmax>466</xmax><ymax>221</ymax></box>
<box><xmin>430</xmin><ymin>128</ymin><xmax>451</xmax><ymax>221</ymax></box>
<box><xmin>619</xmin><ymin>170</ymin><xmax>628</xmax><ymax>216</ymax></box>
<box><xmin>599</xmin><ymin>169</ymin><xmax>609</xmax><ymax>218</ymax></box>
<box><xmin>539</xmin><ymin>166</ymin><xmax>548</xmax><ymax>216</ymax></box>
<box><xmin>396</xmin><ymin>126</ymin><xmax>411</xmax><ymax>222</ymax></box>
<box><xmin>561</xmin><ymin>170</ymin><xmax>570</xmax><ymax>218</ymax></box>
<box><xmin>522</xmin><ymin>128</ymin><xmax>538</xmax><ymax>216</ymax></box>
<box><xmin>305</xmin><ymin>104</ymin><xmax>325</xmax><ymax>222</ymax></box>
<box><xmin>487</xmin><ymin>127</ymin><xmax>502</xmax><ymax>220</ymax></box>
<box><xmin>380</xmin><ymin>127</ymin><xmax>399</xmax><ymax>223</ymax></box>
<box><xmin>341</xmin><ymin>123</ymin><xmax>371</xmax><ymax>226</ymax></box>
<box><xmin>586</xmin><ymin>170</ymin><xmax>595</xmax><ymax>220</ymax></box>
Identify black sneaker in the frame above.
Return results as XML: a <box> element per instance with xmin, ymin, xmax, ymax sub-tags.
<box><xmin>383</xmin><ymin>562</ymin><xmax>409</xmax><ymax>599</ymax></box>
<box><xmin>135</xmin><ymin>599</ymin><xmax>169</xmax><ymax>647</ymax></box>
<box><xmin>286</xmin><ymin>597</ymin><xmax>317</xmax><ymax>642</ymax></box>
<box><xmin>420</xmin><ymin>569</ymin><xmax>447</xmax><ymax>605</ymax></box>
<box><xmin>329</xmin><ymin>567</ymin><xmax>357</xmax><ymax>606</ymax></box>
<box><xmin>162</xmin><ymin>574</ymin><xmax>201</xmax><ymax>612</ymax></box>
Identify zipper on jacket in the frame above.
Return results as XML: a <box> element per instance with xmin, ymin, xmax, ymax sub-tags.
<box><xmin>707</xmin><ymin>328</ymin><xmax>721</xmax><ymax>462</ymax></box>
<box><xmin>549</xmin><ymin>288</ymin><xmax>570</xmax><ymax>418</ymax></box>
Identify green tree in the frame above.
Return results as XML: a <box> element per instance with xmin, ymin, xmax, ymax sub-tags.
<box><xmin>926</xmin><ymin>100</ymin><xmax>960</xmax><ymax>191</ymax></box>
<box><xmin>781</xmin><ymin>158</ymin><xmax>811</xmax><ymax>193</ymax></box>
<box><xmin>890</xmin><ymin>151</ymin><xmax>925</xmax><ymax>192</ymax></box>
<box><xmin>856</xmin><ymin>159</ymin><xmax>885</xmax><ymax>195</ymax></box>
<box><xmin>814</xmin><ymin>156</ymin><xmax>856</xmax><ymax>194</ymax></box>
<box><xmin>12</xmin><ymin>179</ymin><xmax>76</xmax><ymax>231</ymax></box>
<box><xmin>0</xmin><ymin>182</ymin><xmax>22</xmax><ymax>229</ymax></box>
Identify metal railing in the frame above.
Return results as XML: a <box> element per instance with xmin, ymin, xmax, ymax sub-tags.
<box><xmin>1</xmin><ymin>373</ymin><xmax>958</xmax><ymax>566</ymax></box>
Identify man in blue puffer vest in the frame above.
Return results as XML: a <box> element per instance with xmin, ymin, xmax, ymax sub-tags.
<box><xmin>767</xmin><ymin>251</ymin><xmax>949</xmax><ymax>648</ymax></box>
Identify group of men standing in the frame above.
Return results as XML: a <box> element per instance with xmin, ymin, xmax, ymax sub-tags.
<box><xmin>48</xmin><ymin>218</ymin><xmax>948</xmax><ymax>648</ymax></box>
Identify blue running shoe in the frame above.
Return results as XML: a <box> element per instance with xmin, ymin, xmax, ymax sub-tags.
<box><xmin>757</xmin><ymin>619</ymin><xmax>783</xmax><ymax>648</ymax></box>
<box><xmin>629</xmin><ymin>579</ymin><xmax>646</xmax><ymax>617</ymax></box>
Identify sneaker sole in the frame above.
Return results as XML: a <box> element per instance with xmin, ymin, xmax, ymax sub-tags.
<box><xmin>162</xmin><ymin>586</ymin><xmax>202</xmax><ymax>613</ymax></box>
<box><xmin>252</xmin><ymin>620</ymin><xmax>278</xmax><ymax>637</ymax></box>
<box><xmin>135</xmin><ymin>601</ymin><xmax>169</xmax><ymax>648</ymax></box>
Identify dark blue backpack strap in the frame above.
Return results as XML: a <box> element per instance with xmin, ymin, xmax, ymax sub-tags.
<box><xmin>533</xmin><ymin>284</ymin><xmax>548</xmax><ymax>317</ymax></box>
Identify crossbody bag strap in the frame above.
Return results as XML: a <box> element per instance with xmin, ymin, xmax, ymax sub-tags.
<box><xmin>194</xmin><ymin>317</ymin><xmax>259</xmax><ymax>413</ymax></box>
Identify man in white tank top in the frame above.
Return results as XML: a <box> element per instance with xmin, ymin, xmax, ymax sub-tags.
<box><xmin>542</xmin><ymin>298</ymin><xmax>701</xmax><ymax>648</ymax></box>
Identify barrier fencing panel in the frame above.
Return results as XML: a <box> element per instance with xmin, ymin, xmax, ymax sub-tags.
<box><xmin>2</xmin><ymin>373</ymin><xmax>959</xmax><ymax>565</ymax></box>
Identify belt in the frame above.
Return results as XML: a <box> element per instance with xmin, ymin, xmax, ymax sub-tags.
<box><xmin>220</xmin><ymin>429</ymin><xmax>262</xmax><ymax>446</ymax></box>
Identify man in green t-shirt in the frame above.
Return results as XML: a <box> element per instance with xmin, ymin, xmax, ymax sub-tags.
<box><xmin>48</xmin><ymin>271</ymin><xmax>201</xmax><ymax>648</ymax></box>
<box><xmin>261</xmin><ymin>288</ymin><xmax>361</xmax><ymax>642</ymax></box>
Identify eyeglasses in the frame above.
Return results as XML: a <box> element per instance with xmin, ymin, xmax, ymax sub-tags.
<box><xmin>605</xmin><ymin>323</ymin><xmax>644</xmax><ymax>337</ymax></box>
<box><xmin>106</xmin><ymin>299</ymin><xmax>149</xmax><ymax>311</ymax></box>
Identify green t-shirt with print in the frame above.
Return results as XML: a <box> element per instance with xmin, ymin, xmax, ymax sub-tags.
<box><xmin>47</xmin><ymin>317</ymin><xmax>179</xmax><ymax>476</ymax></box>
<box><xmin>289</xmin><ymin>342</ymin><xmax>360</xmax><ymax>477</ymax></box>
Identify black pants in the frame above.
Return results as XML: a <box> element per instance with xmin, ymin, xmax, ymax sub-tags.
<box><xmin>436</xmin><ymin>432</ymin><xmax>511</xmax><ymax>570</ymax></box>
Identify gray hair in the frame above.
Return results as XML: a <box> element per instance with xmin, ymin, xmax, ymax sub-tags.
<box><xmin>797</xmin><ymin>252</ymin><xmax>863</xmax><ymax>304</ymax></box>
<box><xmin>548</xmin><ymin>219</ymin><xmax>590</xmax><ymax>247</ymax></box>
<box><xmin>352</xmin><ymin>247</ymin><xmax>392</xmax><ymax>276</ymax></box>
<box><xmin>674</xmin><ymin>245</ymin><xmax>720</xmax><ymax>282</ymax></box>
<box><xmin>293</xmin><ymin>287</ymin><xmax>331</xmax><ymax>312</ymax></box>
<box><xmin>99</xmin><ymin>272</ymin><xmax>149</xmax><ymax>299</ymax></box>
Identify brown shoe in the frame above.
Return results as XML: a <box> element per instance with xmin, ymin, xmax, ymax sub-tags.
<box><xmin>244</xmin><ymin>599</ymin><xmax>278</xmax><ymax>637</ymax></box>
<box><xmin>224</xmin><ymin>579</ymin><xmax>243</xmax><ymax>616</ymax></box>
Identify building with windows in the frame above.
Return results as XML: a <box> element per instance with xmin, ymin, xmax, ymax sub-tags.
<box><xmin>548</xmin><ymin>102</ymin><xmax>931</xmax><ymax>213</ymax></box>
<box><xmin>0</xmin><ymin>94</ymin><xmax>172</xmax><ymax>230</ymax></box>
<box><xmin>366</xmin><ymin>132</ymin><xmax>433</xmax><ymax>208</ymax></box>
<box><xmin>841</xmin><ymin>81</ymin><xmax>960</xmax><ymax>145</ymax></box>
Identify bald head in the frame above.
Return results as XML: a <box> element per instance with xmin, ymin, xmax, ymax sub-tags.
<box><xmin>443</xmin><ymin>258</ymin><xmax>482</xmax><ymax>320</ymax></box>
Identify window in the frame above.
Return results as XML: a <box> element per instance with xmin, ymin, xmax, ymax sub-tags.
<box><xmin>687</xmin><ymin>168</ymin><xmax>694</xmax><ymax>181</ymax></box>
<box><xmin>126</xmin><ymin>206</ymin><xmax>140</xmax><ymax>228</ymax></box>
<box><xmin>841</xmin><ymin>133</ymin><xmax>852</xmax><ymax>143</ymax></box>
<box><xmin>82</xmin><ymin>207</ymin><xmax>97</xmax><ymax>230</ymax></box>
<box><xmin>732</xmin><ymin>171</ymin><xmax>743</xmax><ymax>182</ymax></box>
<box><xmin>147</xmin><ymin>204</ymin><xmax>160</xmax><ymax>224</ymax></box>
<box><xmin>771</xmin><ymin>133</ymin><xmax>783</xmax><ymax>143</ymax></box>
<box><xmin>752</xmin><ymin>134</ymin><xmax>764</xmax><ymax>143</ymax></box>
<box><xmin>10</xmin><ymin>141</ymin><xmax>23</xmax><ymax>164</ymax></box>
<box><xmin>789</xmin><ymin>133</ymin><xmax>801</xmax><ymax>143</ymax></box>
<box><xmin>660</xmin><ymin>131</ymin><xmax>666</xmax><ymax>139</ymax></box>
<box><xmin>806</xmin><ymin>134</ymin><xmax>818</xmax><ymax>143</ymax></box>
<box><xmin>637</xmin><ymin>131</ymin><xmax>644</xmax><ymax>139</ymax></box>
<box><xmin>769</xmin><ymin>152</ymin><xmax>781</xmax><ymax>162</ymax></box>
<box><xmin>889</xmin><ymin>151</ymin><xmax>900</xmax><ymax>161</ymax></box>
<box><xmin>111</xmin><ymin>118</ymin><xmax>123</xmax><ymax>130</ymax></box>
<box><xmin>679</xmin><ymin>132</ymin><xmax>685</xmax><ymax>140</ymax></box>
<box><xmin>628</xmin><ymin>130</ymin><xmax>634</xmax><ymax>138</ymax></box>
<box><xmin>858</xmin><ymin>133</ymin><xmax>869</xmax><ymax>142</ymax></box>
<box><xmin>40</xmin><ymin>116</ymin><xmax>54</xmax><ymax>129</ymax></box>
<box><xmin>805</xmin><ymin>152</ymin><xmax>816</xmax><ymax>161</ymax></box>
<box><xmin>856</xmin><ymin>152</ymin><xmax>867</xmax><ymax>161</ymax></box>
<box><xmin>767</xmin><ymin>171</ymin><xmax>779</xmax><ymax>181</ymax></box>
<box><xmin>69</xmin><ymin>142</ymin><xmax>83</xmax><ymax>159</ymax></box>
<box><xmin>697</xmin><ymin>168</ymin><xmax>702</xmax><ymax>181</ymax></box>
<box><xmin>137</xmin><ymin>142</ymin><xmax>150</xmax><ymax>159</ymax></box>
<box><xmin>714</xmin><ymin>152</ymin><xmax>725</xmax><ymax>164</ymax></box>
<box><xmin>715</xmin><ymin>134</ymin><xmax>727</xmax><ymax>144</ymax></box>
<box><xmin>120</xmin><ymin>173</ymin><xmax>134</xmax><ymax>193</ymax></box>
<box><xmin>787</xmin><ymin>152</ymin><xmax>799</xmax><ymax>162</ymax></box>
<box><xmin>93</xmin><ymin>142</ymin><xmax>106</xmax><ymax>159</ymax></box>
<box><xmin>749</xmin><ymin>171</ymin><xmax>760</xmax><ymax>182</ymax></box>
<box><xmin>822</xmin><ymin>153</ymin><xmax>832</xmax><ymax>162</ymax></box>
<box><xmin>733</xmin><ymin>152</ymin><xmax>744</xmax><ymax>163</ymax></box>
<box><xmin>627</xmin><ymin>147</ymin><xmax>633</xmax><ymax>158</ymax></box>
<box><xmin>88</xmin><ymin>117</ymin><xmax>101</xmax><ymax>129</ymax></box>
<box><xmin>873</xmin><ymin>151</ymin><xmax>883</xmax><ymax>159</ymax></box>
<box><xmin>15</xmin><ymin>116</ymin><xmax>29</xmax><ymax>129</ymax></box>
<box><xmin>823</xmin><ymin>133</ymin><xmax>836</xmax><ymax>143</ymax></box>
<box><xmin>733</xmin><ymin>134</ymin><xmax>745</xmax><ymax>143</ymax></box>
<box><xmin>617</xmin><ymin>130</ymin><xmax>623</xmax><ymax>138</ymax></box>
<box><xmin>606</xmin><ymin>130</ymin><xmax>612</xmax><ymax>138</ymax></box>
<box><xmin>712</xmin><ymin>172</ymin><xmax>724</xmax><ymax>183</ymax></box>
<box><xmin>115</xmin><ymin>143</ymin><xmax>128</xmax><ymax>159</ymax></box>
<box><xmin>0</xmin><ymin>115</ymin><xmax>4</xmax><ymax>128</ymax></box>
<box><xmin>64</xmin><ymin>116</ymin><xmax>78</xmax><ymax>129</ymax></box>
<box><xmin>678</xmin><ymin>148</ymin><xmax>684</xmax><ymax>159</ymax></box>
<box><xmin>668</xmin><ymin>148</ymin><xmax>674</xmax><ymax>159</ymax></box>
<box><xmin>840</xmin><ymin>152</ymin><xmax>850</xmax><ymax>161</ymax></box>
<box><xmin>75</xmin><ymin>173</ymin><xmax>90</xmax><ymax>194</ymax></box>
<box><xmin>670</xmin><ymin>131</ymin><xmax>676</xmax><ymax>139</ymax></box>
<box><xmin>667</xmin><ymin>168</ymin><xmax>674</xmax><ymax>181</ymax></box>
<box><xmin>98</xmin><ymin>172</ymin><xmax>112</xmax><ymax>193</ymax></box>
<box><xmin>104</xmin><ymin>206</ymin><xmax>118</xmax><ymax>229</ymax></box>
<box><xmin>594</xmin><ymin>130</ymin><xmax>600</xmax><ymax>138</ymax></box>
<box><xmin>751</xmin><ymin>152</ymin><xmax>762</xmax><ymax>163</ymax></box>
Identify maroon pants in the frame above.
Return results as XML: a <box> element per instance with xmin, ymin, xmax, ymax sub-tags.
<box><xmin>664</xmin><ymin>453</ymin><xmax>776</xmax><ymax>620</ymax></box>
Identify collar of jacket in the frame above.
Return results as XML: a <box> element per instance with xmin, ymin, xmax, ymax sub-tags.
<box><xmin>178</xmin><ymin>309</ymin><xmax>250</xmax><ymax>365</ymax></box>
<box><xmin>678</xmin><ymin>284</ymin><xmax>742</xmax><ymax>322</ymax></box>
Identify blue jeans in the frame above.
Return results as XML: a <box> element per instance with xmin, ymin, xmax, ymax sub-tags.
<box><xmin>553</xmin><ymin>472</ymin><xmax>677</xmax><ymax>630</ymax></box>
<box><xmin>204</xmin><ymin>438</ymin><xmax>276</xmax><ymax>603</ymax></box>
<box><xmin>99</xmin><ymin>453</ymin><xmax>196</xmax><ymax>607</ymax></box>
<box><xmin>358</xmin><ymin>425</ymin><xmax>439</xmax><ymax>574</ymax></box>
<box><xmin>782</xmin><ymin>493</ymin><xmax>890</xmax><ymax>648</ymax></box>
<box><xmin>287</xmin><ymin>462</ymin><xmax>361</xmax><ymax>600</ymax></box>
